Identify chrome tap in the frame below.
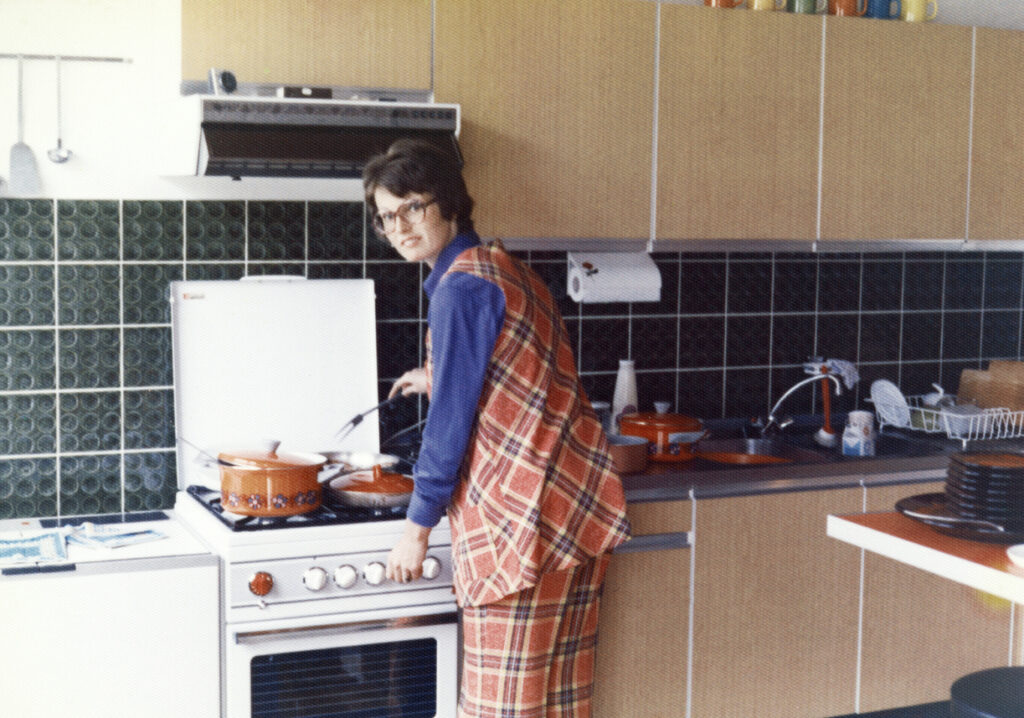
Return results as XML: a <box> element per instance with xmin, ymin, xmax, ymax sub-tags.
<box><xmin>761</xmin><ymin>374</ymin><xmax>843</xmax><ymax>437</ymax></box>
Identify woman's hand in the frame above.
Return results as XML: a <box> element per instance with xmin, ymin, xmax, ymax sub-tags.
<box><xmin>388</xmin><ymin>367</ymin><xmax>428</xmax><ymax>398</ymax></box>
<box><xmin>386</xmin><ymin>520</ymin><xmax>432</xmax><ymax>583</ymax></box>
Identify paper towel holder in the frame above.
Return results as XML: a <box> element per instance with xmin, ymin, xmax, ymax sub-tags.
<box><xmin>567</xmin><ymin>251</ymin><xmax>662</xmax><ymax>304</ymax></box>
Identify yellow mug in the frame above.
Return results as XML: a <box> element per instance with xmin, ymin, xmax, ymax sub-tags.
<box><xmin>750</xmin><ymin>0</ymin><xmax>786</xmax><ymax>9</ymax></box>
<box><xmin>901</xmin><ymin>0</ymin><xmax>936</xmax><ymax>21</ymax></box>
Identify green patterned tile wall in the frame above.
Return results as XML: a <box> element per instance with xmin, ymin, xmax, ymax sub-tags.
<box><xmin>0</xmin><ymin>198</ymin><xmax>371</xmax><ymax>519</ymax></box>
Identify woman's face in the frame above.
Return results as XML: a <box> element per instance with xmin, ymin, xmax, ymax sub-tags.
<box><xmin>373</xmin><ymin>187</ymin><xmax>457</xmax><ymax>267</ymax></box>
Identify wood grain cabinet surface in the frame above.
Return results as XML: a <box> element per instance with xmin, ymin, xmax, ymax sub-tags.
<box><xmin>181</xmin><ymin>0</ymin><xmax>431</xmax><ymax>90</ymax></box>
<box><xmin>820</xmin><ymin>20</ymin><xmax>973</xmax><ymax>240</ymax></box>
<box><xmin>182</xmin><ymin>4</ymin><xmax>1024</xmax><ymax>242</ymax></box>
<box><xmin>593</xmin><ymin>501</ymin><xmax>690</xmax><ymax>718</ymax></box>
<box><xmin>968</xmin><ymin>27</ymin><xmax>1024</xmax><ymax>240</ymax></box>
<box><xmin>656</xmin><ymin>8</ymin><xmax>822</xmax><ymax>242</ymax></box>
<box><xmin>858</xmin><ymin>482</ymin><xmax>1012</xmax><ymax>712</ymax></box>
<box><xmin>690</xmin><ymin>488</ymin><xmax>863</xmax><ymax>718</ymax></box>
<box><xmin>434</xmin><ymin>0</ymin><xmax>655</xmax><ymax>241</ymax></box>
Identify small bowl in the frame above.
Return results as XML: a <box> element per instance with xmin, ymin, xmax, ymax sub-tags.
<box><xmin>607</xmin><ymin>434</ymin><xmax>649</xmax><ymax>474</ymax></box>
<box><xmin>1006</xmin><ymin>544</ymin><xmax>1024</xmax><ymax>568</ymax></box>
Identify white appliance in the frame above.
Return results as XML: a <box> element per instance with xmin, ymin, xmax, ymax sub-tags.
<box><xmin>0</xmin><ymin>515</ymin><xmax>220</xmax><ymax>718</ymax></box>
<box><xmin>170</xmin><ymin>278</ymin><xmax>458</xmax><ymax>718</ymax></box>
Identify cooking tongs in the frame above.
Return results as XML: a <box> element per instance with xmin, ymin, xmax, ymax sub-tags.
<box><xmin>333</xmin><ymin>395</ymin><xmax>404</xmax><ymax>444</ymax></box>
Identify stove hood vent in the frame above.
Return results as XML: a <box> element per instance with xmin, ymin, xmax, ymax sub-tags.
<box><xmin>176</xmin><ymin>95</ymin><xmax>461</xmax><ymax>179</ymax></box>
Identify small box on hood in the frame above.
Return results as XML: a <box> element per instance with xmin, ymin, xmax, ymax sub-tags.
<box><xmin>276</xmin><ymin>86</ymin><xmax>333</xmax><ymax>99</ymax></box>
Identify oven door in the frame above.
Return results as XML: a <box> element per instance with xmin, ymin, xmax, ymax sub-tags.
<box><xmin>227</xmin><ymin>609</ymin><xmax>459</xmax><ymax>718</ymax></box>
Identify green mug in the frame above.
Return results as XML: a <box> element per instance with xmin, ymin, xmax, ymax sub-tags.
<box><xmin>787</xmin><ymin>0</ymin><xmax>826</xmax><ymax>12</ymax></box>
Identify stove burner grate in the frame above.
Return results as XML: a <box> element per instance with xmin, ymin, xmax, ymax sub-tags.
<box><xmin>185</xmin><ymin>485</ymin><xmax>406</xmax><ymax>530</ymax></box>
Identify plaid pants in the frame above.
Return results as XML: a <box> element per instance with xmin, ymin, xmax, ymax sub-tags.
<box><xmin>458</xmin><ymin>553</ymin><xmax>611</xmax><ymax>718</ymax></box>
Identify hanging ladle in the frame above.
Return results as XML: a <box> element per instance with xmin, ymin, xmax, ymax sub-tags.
<box><xmin>47</xmin><ymin>56</ymin><xmax>71</xmax><ymax>164</ymax></box>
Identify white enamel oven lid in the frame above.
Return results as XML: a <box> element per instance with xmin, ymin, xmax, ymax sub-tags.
<box><xmin>170</xmin><ymin>278</ymin><xmax>381</xmax><ymax>491</ymax></box>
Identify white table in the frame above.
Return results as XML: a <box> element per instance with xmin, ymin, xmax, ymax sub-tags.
<box><xmin>827</xmin><ymin>511</ymin><xmax>1024</xmax><ymax>604</ymax></box>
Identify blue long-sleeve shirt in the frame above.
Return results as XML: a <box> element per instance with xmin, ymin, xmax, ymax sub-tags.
<box><xmin>406</xmin><ymin>232</ymin><xmax>505</xmax><ymax>528</ymax></box>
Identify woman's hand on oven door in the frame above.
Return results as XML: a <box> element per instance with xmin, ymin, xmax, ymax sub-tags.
<box><xmin>388</xmin><ymin>367</ymin><xmax>428</xmax><ymax>398</ymax></box>
<box><xmin>386</xmin><ymin>519</ymin><xmax>432</xmax><ymax>583</ymax></box>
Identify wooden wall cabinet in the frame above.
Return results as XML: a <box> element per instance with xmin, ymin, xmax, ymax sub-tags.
<box><xmin>858</xmin><ymin>482</ymin><xmax>1012</xmax><ymax>711</ymax></box>
<box><xmin>182</xmin><ymin>3</ymin><xmax>1024</xmax><ymax>242</ymax></box>
<box><xmin>968</xmin><ymin>28</ymin><xmax>1024</xmax><ymax>240</ymax></box>
<box><xmin>593</xmin><ymin>500</ymin><xmax>691</xmax><ymax>718</ymax></box>
<box><xmin>820</xmin><ymin>20</ymin><xmax>973</xmax><ymax>240</ymax></box>
<box><xmin>656</xmin><ymin>8</ymin><xmax>822</xmax><ymax>241</ymax></box>
<box><xmin>434</xmin><ymin>0</ymin><xmax>655</xmax><ymax>240</ymax></box>
<box><xmin>690</xmin><ymin>488</ymin><xmax>863</xmax><ymax>718</ymax></box>
<box><xmin>181</xmin><ymin>0</ymin><xmax>431</xmax><ymax>90</ymax></box>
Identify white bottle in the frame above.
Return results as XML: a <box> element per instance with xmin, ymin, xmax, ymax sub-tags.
<box><xmin>612</xmin><ymin>360</ymin><xmax>638</xmax><ymax>429</ymax></box>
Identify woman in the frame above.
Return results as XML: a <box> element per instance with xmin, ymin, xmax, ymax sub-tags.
<box><xmin>363</xmin><ymin>138</ymin><xmax>630</xmax><ymax>718</ymax></box>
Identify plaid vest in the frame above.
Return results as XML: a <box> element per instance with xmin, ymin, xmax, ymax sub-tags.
<box><xmin>426</xmin><ymin>242</ymin><xmax>631</xmax><ymax>606</ymax></box>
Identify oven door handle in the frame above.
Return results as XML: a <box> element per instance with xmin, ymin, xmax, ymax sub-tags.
<box><xmin>234</xmin><ymin>611</ymin><xmax>458</xmax><ymax>646</ymax></box>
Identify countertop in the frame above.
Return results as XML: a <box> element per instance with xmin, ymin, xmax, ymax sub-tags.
<box><xmin>0</xmin><ymin>510</ymin><xmax>213</xmax><ymax>572</ymax></box>
<box><xmin>619</xmin><ymin>441</ymin><xmax>1024</xmax><ymax>503</ymax></box>
<box><xmin>827</xmin><ymin>511</ymin><xmax>1024</xmax><ymax>604</ymax></box>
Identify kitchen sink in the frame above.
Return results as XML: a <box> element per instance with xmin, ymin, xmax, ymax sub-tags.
<box><xmin>777</xmin><ymin>427</ymin><xmax>954</xmax><ymax>459</ymax></box>
<box><xmin>699</xmin><ymin>417</ymin><xmax>956</xmax><ymax>465</ymax></box>
<box><xmin>694</xmin><ymin>438</ymin><xmax>829</xmax><ymax>465</ymax></box>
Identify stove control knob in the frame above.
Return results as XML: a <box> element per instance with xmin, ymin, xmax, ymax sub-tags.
<box><xmin>248</xmin><ymin>571</ymin><xmax>274</xmax><ymax>597</ymax></box>
<box><xmin>363</xmin><ymin>561</ymin><xmax>386</xmax><ymax>586</ymax></box>
<box><xmin>303</xmin><ymin>566</ymin><xmax>328</xmax><ymax>591</ymax></box>
<box><xmin>421</xmin><ymin>556</ymin><xmax>442</xmax><ymax>580</ymax></box>
<box><xmin>334</xmin><ymin>564</ymin><xmax>358</xmax><ymax>589</ymax></box>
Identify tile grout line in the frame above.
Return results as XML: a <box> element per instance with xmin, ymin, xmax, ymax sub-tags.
<box><xmin>51</xmin><ymin>198</ymin><xmax>62</xmax><ymax>517</ymax></box>
<box><xmin>118</xmin><ymin>198</ymin><xmax>127</xmax><ymax>513</ymax></box>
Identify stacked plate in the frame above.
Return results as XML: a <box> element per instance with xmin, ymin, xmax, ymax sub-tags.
<box><xmin>945</xmin><ymin>452</ymin><xmax>1024</xmax><ymax>533</ymax></box>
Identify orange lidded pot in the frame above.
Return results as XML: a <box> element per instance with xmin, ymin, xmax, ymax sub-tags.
<box><xmin>218</xmin><ymin>440</ymin><xmax>326</xmax><ymax>517</ymax></box>
<box><xmin>619</xmin><ymin>412</ymin><xmax>706</xmax><ymax>462</ymax></box>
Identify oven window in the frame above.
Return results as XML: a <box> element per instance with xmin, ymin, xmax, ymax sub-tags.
<box><xmin>250</xmin><ymin>638</ymin><xmax>437</xmax><ymax>717</ymax></box>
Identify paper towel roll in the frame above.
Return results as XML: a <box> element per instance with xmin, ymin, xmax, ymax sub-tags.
<box><xmin>567</xmin><ymin>252</ymin><xmax>662</xmax><ymax>303</ymax></box>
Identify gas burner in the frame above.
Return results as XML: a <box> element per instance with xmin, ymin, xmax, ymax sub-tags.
<box><xmin>185</xmin><ymin>485</ymin><xmax>406</xmax><ymax>531</ymax></box>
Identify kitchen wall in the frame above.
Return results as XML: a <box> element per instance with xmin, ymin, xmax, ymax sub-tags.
<box><xmin>1</xmin><ymin>195</ymin><xmax>1021</xmax><ymax>518</ymax></box>
<box><xmin>2</xmin><ymin>1</ymin><xmax>1024</xmax><ymax>519</ymax></box>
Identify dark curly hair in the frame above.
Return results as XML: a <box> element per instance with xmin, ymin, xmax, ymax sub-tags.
<box><xmin>362</xmin><ymin>138</ymin><xmax>475</xmax><ymax>235</ymax></box>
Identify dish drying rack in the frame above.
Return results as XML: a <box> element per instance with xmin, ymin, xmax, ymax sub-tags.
<box><xmin>873</xmin><ymin>394</ymin><xmax>1024</xmax><ymax>447</ymax></box>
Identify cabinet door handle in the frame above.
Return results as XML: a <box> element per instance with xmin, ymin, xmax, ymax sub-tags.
<box><xmin>613</xmin><ymin>531</ymin><xmax>691</xmax><ymax>554</ymax></box>
<box><xmin>2</xmin><ymin>563</ymin><xmax>77</xmax><ymax>576</ymax></box>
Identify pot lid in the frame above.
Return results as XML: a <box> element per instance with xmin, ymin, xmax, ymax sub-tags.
<box><xmin>619</xmin><ymin>412</ymin><xmax>702</xmax><ymax>432</ymax></box>
<box><xmin>331</xmin><ymin>465</ymin><xmax>413</xmax><ymax>494</ymax></box>
<box><xmin>219</xmin><ymin>440</ymin><xmax>325</xmax><ymax>469</ymax></box>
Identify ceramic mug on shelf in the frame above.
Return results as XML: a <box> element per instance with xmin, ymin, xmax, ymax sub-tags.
<box><xmin>787</xmin><ymin>0</ymin><xmax>826</xmax><ymax>13</ymax></box>
<box><xmin>750</xmin><ymin>0</ymin><xmax>785</xmax><ymax>10</ymax></box>
<box><xmin>705</xmin><ymin>0</ymin><xmax>746</xmax><ymax>8</ymax></box>
<box><xmin>865</xmin><ymin>0</ymin><xmax>901</xmax><ymax>18</ymax></box>
<box><xmin>829</xmin><ymin>0</ymin><xmax>868</xmax><ymax>15</ymax></box>
<box><xmin>901</xmin><ymin>0</ymin><xmax>936</xmax><ymax>21</ymax></box>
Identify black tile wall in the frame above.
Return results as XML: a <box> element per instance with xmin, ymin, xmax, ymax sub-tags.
<box><xmin>0</xmin><ymin>196</ymin><xmax>1023</xmax><ymax>519</ymax></box>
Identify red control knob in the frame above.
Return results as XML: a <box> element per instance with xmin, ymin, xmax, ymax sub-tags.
<box><xmin>249</xmin><ymin>571</ymin><xmax>274</xmax><ymax>596</ymax></box>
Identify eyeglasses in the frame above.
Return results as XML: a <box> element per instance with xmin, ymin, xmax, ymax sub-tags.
<box><xmin>373</xmin><ymin>198</ymin><xmax>437</xmax><ymax>234</ymax></box>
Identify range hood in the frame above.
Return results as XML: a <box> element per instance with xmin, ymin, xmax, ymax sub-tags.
<box><xmin>174</xmin><ymin>95</ymin><xmax>461</xmax><ymax>179</ymax></box>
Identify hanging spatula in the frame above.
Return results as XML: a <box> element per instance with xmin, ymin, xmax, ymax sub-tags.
<box><xmin>9</xmin><ymin>56</ymin><xmax>41</xmax><ymax>196</ymax></box>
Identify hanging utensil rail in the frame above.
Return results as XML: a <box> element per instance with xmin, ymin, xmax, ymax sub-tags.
<box><xmin>0</xmin><ymin>54</ymin><xmax>131</xmax><ymax>63</ymax></box>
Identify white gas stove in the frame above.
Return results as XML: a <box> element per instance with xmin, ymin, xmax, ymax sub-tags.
<box><xmin>174</xmin><ymin>487</ymin><xmax>454</xmax><ymax>624</ymax></box>
<box><xmin>170</xmin><ymin>278</ymin><xmax>458</xmax><ymax>718</ymax></box>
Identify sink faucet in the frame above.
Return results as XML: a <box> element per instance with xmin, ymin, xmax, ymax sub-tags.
<box><xmin>762</xmin><ymin>373</ymin><xmax>843</xmax><ymax>437</ymax></box>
